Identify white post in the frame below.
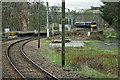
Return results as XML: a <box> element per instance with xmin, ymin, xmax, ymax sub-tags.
<box><xmin>88</xmin><ymin>32</ymin><xmax>90</xmax><ymax>37</ymax></box>
<box><xmin>59</xmin><ymin>24</ymin><xmax>62</xmax><ymax>32</ymax></box>
<box><xmin>52</xmin><ymin>23</ymin><xmax>54</xmax><ymax>36</ymax></box>
<box><xmin>71</xmin><ymin>17</ymin><xmax>73</xmax><ymax>27</ymax></box>
<box><xmin>5</xmin><ymin>28</ymin><xmax>10</xmax><ymax>38</ymax></box>
<box><xmin>46</xmin><ymin>2</ymin><xmax>49</xmax><ymax>38</ymax></box>
<box><xmin>91</xmin><ymin>28</ymin><xmax>93</xmax><ymax>31</ymax></box>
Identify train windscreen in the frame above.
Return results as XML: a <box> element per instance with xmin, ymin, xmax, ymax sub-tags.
<box><xmin>92</xmin><ymin>22</ymin><xmax>96</xmax><ymax>25</ymax></box>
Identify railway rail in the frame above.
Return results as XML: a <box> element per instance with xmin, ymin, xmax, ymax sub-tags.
<box><xmin>6</xmin><ymin>38</ymin><xmax>59</xmax><ymax>80</ymax></box>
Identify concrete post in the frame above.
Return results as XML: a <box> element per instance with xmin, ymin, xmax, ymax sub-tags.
<box><xmin>71</xmin><ymin>17</ymin><xmax>73</xmax><ymax>27</ymax></box>
<box><xmin>52</xmin><ymin>23</ymin><xmax>54</xmax><ymax>37</ymax></box>
<box><xmin>46</xmin><ymin>2</ymin><xmax>49</xmax><ymax>38</ymax></box>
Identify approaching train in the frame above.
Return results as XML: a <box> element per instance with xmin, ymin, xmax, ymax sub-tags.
<box><xmin>74</xmin><ymin>22</ymin><xmax>97</xmax><ymax>29</ymax></box>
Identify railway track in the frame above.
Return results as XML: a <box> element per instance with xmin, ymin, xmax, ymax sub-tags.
<box><xmin>6</xmin><ymin>38</ymin><xmax>59</xmax><ymax>80</ymax></box>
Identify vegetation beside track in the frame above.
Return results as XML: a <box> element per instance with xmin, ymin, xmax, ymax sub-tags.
<box><xmin>84</xmin><ymin>40</ymin><xmax>102</xmax><ymax>44</ymax></box>
<box><xmin>103</xmin><ymin>29</ymin><xmax>117</xmax><ymax>43</ymax></box>
<box><xmin>40</xmin><ymin>39</ymin><xmax>118</xmax><ymax>78</ymax></box>
<box><xmin>107</xmin><ymin>47</ymin><xmax>118</xmax><ymax>54</ymax></box>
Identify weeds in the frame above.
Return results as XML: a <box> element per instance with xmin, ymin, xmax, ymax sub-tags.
<box><xmin>66</xmin><ymin>47</ymin><xmax>118</xmax><ymax>77</ymax></box>
<box><xmin>40</xmin><ymin>40</ymin><xmax>118</xmax><ymax>78</ymax></box>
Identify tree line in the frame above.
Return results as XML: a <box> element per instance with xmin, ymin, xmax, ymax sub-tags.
<box><xmin>2</xmin><ymin>2</ymin><xmax>77</xmax><ymax>32</ymax></box>
<box><xmin>100</xmin><ymin>2</ymin><xmax>120</xmax><ymax>31</ymax></box>
<box><xmin>2</xmin><ymin>2</ymin><xmax>49</xmax><ymax>31</ymax></box>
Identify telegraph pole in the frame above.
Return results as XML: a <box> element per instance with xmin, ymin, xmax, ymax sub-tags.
<box><xmin>62</xmin><ymin>0</ymin><xmax>65</xmax><ymax>67</ymax></box>
<box><xmin>68</xmin><ymin>9</ymin><xmax>70</xmax><ymax>31</ymax></box>
<box><xmin>46</xmin><ymin>2</ymin><xmax>49</xmax><ymax>38</ymax></box>
<box><xmin>38</xmin><ymin>0</ymin><xmax>40</xmax><ymax>48</ymax></box>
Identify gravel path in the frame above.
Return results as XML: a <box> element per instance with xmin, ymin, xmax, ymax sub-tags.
<box><xmin>24</xmin><ymin>39</ymin><xmax>87</xmax><ymax>79</ymax></box>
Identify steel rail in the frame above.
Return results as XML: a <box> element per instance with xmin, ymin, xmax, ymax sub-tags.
<box><xmin>6</xmin><ymin>38</ymin><xmax>31</xmax><ymax>80</ymax></box>
<box><xmin>21</xmin><ymin>39</ymin><xmax>59</xmax><ymax>80</ymax></box>
<box><xmin>6</xmin><ymin>38</ymin><xmax>59</xmax><ymax>80</ymax></box>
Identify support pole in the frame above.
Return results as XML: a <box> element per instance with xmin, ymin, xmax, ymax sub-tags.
<box><xmin>62</xmin><ymin>0</ymin><xmax>65</xmax><ymax>67</ymax></box>
<box><xmin>118</xmin><ymin>2</ymin><xmax>120</xmax><ymax>77</ymax></box>
<box><xmin>0</xmin><ymin>1</ymin><xmax>2</xmax><ymax>80</ymax></box>
<box><xmin>97</xmin><ymin>15</ymin><xmax>100</xmax><ymax>31</ymax></box>
<box><xmin>68</xmin><ymin>9</ymin><xmax>70</xmax><ymax>31</ymax></box>
<box><xmin>52</xmin><ymin>23</ymin><xmax>54</xmax><ymax>37</ymax></box>
<box><xmin>71</xmin><ymin>17</ymin><xmax>73</xmax><ymax>27</ymax></box>
<box><xmin>38</xmin><ymin>0</ymin><xmax>40</xmax><ymax>48</ymax></box>
<box><xmin>46</xmin><ymin>2</ymin><xmax>49</xmax><ymax>38</ymax></box>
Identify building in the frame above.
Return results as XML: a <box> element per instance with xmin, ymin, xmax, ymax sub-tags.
<box><xmin>85</xmin><ymin>6</ymin><xmax>101</xmax><ymax>13</ymax></box>
<box><xmin>90</xmin><ymin>6</ymin><xmax>100</xmax><ymax>10</ymax></box>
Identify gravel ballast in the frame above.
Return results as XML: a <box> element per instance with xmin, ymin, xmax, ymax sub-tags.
<box><xmin>24</xmin><ymin>39</ymin><xmax>87</xmax><ymax>79</ymax></box>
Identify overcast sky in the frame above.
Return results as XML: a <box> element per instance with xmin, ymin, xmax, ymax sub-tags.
<box><xmin>43</xmin><ymin>0</ymin><xmax>103</xmax><ymax>10</ymax></box>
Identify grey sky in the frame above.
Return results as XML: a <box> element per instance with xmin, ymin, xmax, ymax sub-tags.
<box><xmin>44</xmin><ymin>0</ymin><xmax>103</xmax><ymax>10</ymax></box>
<box><xmin>1</xmin><ymin>0</ymin><xmax>103</xmax><ymax>10</ymax></box>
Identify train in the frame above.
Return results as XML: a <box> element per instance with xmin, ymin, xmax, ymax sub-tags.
<box><xmin>74</xmin><ymin>22</ymin><xmax>97</xmax><ymax>29</ymax></box>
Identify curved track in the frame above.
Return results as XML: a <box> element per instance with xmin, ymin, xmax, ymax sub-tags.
<box><xmin>6</xmin><ymin>38</ymin><xmax>59</xmax><ymax>80</ymax></box>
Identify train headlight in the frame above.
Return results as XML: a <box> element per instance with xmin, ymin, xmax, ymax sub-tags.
<box><xmin>91</xmin><ymin>25</ymin><xmax>96</xmax><ymax>27</ymax></box>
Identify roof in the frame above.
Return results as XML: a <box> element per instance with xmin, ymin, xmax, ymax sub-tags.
<box><xmin>75</xmin><ymin>22</ymin><xmax>96</xmax><ymax>23</ymax></box>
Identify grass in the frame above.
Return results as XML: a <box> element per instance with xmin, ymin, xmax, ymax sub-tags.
<box><xmin>3</xmin><ymin>31</ymin><xmax>47</xmax><ymax>34</ymax></box>
<box><xmin>107</xmin><ymin>37</ymin><xmax>114</xmax><ymax>42</ymax></box>
<box><xmin>84</xmin><ymin>40</ymin><xmax>102</xmax><ymax>44</ymax></box>
<box><xmin>0</xmin><ymin>33</ymin><xmax>2</xmax><ymax>35</ymax></box>
<box><xmin>39</xmin><ymin>39</ymin><xmax>118</xmax><ymax>78</ymax></box>
<box><xmin>66</xmin><ymin>46</ymin><xmax>118</xmax><ymax>77</ymax></box>
<box><xmin>108</xmin><ymin>47</ymin><xmax>118</xmax><ymax>54</ymax></box>
<box><xmin>105</xmin><ymin>31</ymin><xmax>116</xmax><ymax>42</ymax></box>
<box><xmin>77</xmin><ymin>66</ymin><xmax>110</xmax><ymax>78</ymax></box>
<box><xmin>111</xmin><ymin>32</ymin><xmax>116</xmax><ymax>37</ymax></box>
<box><xmin>0</xmin><ymin>36</ymin><xmax>17</xmax><ymax>39</ymax></box>
<box><xmin>0</xmin><ymin>37</ymin><xmax>6</xmax><ymax>39</ymax></box>
<box><xmin>40</xmin><ymin>40</ymin><xmax>62</xmax><ymax>65</ymax></box>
